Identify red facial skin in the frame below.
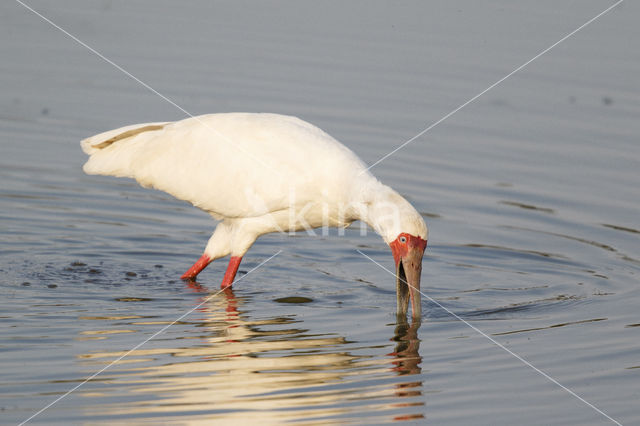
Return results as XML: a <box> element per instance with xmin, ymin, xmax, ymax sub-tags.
<box><xmin>389</xmin><ymin>233</ymin><xmax>427</xmax><ymax>267</ymax></box>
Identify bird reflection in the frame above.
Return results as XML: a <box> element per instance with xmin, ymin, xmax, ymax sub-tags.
<box><xmin>184</xmin><ymin>278</ymin><xmax>239</xmax><ymax>316</ymax></box>
<box><xmin>76</xmin><ymin>280</ymin><xmax>427</xmax><ymax>423</ymax></box>
<box><xmin>389</xmin><ymin>316</ymin><xmax>424</xmax><ymax>421</ymax></box>
<box><xmin>390</xmin><ymin>316</ymin><xmax>422</xmax><ymax>375</ymax></box>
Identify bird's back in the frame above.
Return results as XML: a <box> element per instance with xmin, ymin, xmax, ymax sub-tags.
<box><xmin>82</xmin><ymin>113</ymin><xmax>372</xmax><ymax>219</ymax></box>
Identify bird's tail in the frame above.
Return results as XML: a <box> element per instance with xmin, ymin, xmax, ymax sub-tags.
<box><xmin>81</xmin><ymin>122</ymin><xmax>168</xmax><ymax>177</ymax></box>
<box><xmin>80</xmin><ymin>122</ymin><xmax>168</xmax><ymax>155</ymax></box>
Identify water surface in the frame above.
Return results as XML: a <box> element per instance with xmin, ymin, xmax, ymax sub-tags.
<box><xmin>1</xmin><ymin>1</ymin><xmax>639</xmax><ymax>424</ymax></box>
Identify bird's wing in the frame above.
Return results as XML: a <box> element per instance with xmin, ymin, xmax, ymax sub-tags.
<box><xmin>82</xmin><ymin>113</ymin><xmax>368</xmax><ymax>220</ymax></box>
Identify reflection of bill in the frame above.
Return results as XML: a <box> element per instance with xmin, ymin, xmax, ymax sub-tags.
<box><xmin>390</xmin><ymin>317</ymin><xmax>422</xmax><ymax>376</ymax></box>
<box><xmin>390</xmin><ymin>317</ymin><xmax>425</xmax><ymax>421</ymax></box>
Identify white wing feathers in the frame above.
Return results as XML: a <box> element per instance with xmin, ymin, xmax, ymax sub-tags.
<box><xmin>81</xmin><ymin>113</ymin><xmax>370</xmax><ymax>220</ymax></box>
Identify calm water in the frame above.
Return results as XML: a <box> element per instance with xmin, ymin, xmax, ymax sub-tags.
<box><xmin>2</xmin><ymin>1</ymin><xmax>639</xmax><ymax>424</ymax></box>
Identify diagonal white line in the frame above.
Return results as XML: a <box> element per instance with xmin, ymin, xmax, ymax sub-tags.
<box><xmin>19</xmin><ymin>250</ymin><xmax>282</xmax><ymax>426</ymax></box>
<box><xmin>14</xmin><ymin>0</ymin><xmax>282</xmax><ymax>176</ymax></box>
<box><xmin>362</xmin><ymin>0</ymin><xmax>624</xmax><ymax>173</ymax></box>
<box><xmin>357</xmin><ymin>249</ymin><xmax>622</xmax><ymax>425</ymax></box>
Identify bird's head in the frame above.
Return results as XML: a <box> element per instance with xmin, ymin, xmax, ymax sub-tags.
<box><xmin>389</xmin><ymin>232</ymin><xmax>427</xmax><ymax>319</ymax></box>
<box><xmin>376</xmin><ymin>189</ymin><xmax>428</xmax><ymax>319</ymax></box>
<box><xmin>355</xmin><ymin>181</ymin><xmax>429</xmax><ymax>318</ymax></box>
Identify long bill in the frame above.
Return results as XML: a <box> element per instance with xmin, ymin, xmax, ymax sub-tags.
<box><xmin>396</xmin><ymin>246</ymin><xmax>423</xmax><ymax>319</ymax></box>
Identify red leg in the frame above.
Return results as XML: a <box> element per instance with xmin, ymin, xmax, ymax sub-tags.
<box><xmin>220</xmin><ymin>256</ymin><xmax>242</xmax><ymax>289</ymax></box>
<box><xmin>181</xmin><ymin>254</ymin><xmax>212</xmax><ymax>280</ymax></box>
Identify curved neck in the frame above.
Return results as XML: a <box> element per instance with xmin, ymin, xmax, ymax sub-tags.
<box><xmin>349</xmin><ymin>179</ymin><xmax>424</xmax><ymax>244</ymax></box>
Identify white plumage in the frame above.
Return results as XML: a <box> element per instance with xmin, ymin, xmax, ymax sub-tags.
<box><xmin>82</xmin><ymin>113</ymin><xmax>428</xmax><ymax>317</ymax></box>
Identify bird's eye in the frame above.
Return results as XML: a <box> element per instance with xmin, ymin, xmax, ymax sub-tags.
<box><xmin>399</xmin><ymin>236</ymin><xmax>407</xmax><ymax>243</ymax></box>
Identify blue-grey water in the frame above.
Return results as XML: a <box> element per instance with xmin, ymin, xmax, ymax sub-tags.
<box><xmin>1</xmin><ymin>1</ymin><xmax>639</xmax><ymax>424</ymax></box>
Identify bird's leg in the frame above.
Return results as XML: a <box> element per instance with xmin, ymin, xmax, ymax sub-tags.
<box><xmin>220</xmin><ymin>256</ymin><xmax>242</xmax><ymax>289</ymax></box>
<box><xmin>181</xmin><ymin>254</ymin><xmax>212</xmax><ymax>280</ymax></box>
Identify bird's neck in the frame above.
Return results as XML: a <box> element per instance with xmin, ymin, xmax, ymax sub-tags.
<box><xmin>349</xmin><ymin>179</ymin><xmax>424</xmax><ymax>244</ymax></box>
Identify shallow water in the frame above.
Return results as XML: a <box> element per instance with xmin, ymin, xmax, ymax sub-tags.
<box><xmin>2</xmin><ymin>1</ymin><xmax>639</xmax><ymax>424</ymax></box>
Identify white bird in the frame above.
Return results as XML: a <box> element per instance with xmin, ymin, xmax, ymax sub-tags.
<box><xmin>81</xmin><ymin>113</ymin><xmax>428</xmax><ymax>317</ymax></box>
